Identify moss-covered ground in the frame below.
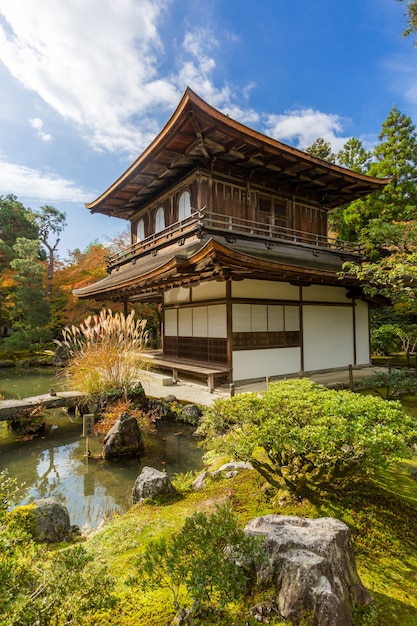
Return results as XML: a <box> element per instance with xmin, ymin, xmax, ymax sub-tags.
<box><xmin>77</xmin><ymin>455</ymin><xmax>417</xmax><ymax>626</ymax></box>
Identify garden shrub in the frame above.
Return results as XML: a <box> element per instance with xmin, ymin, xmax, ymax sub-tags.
<box><xmin>197</xmin><ymin>378</ymin><xmax>417</xmax><ymax>494</ymax></box>
<box><xmin>0</xmin><ymin>470</ymin><xmax>117</xmax><ymax>625</ymax></box>
<box><xmin>357</xmin><ymin>367</ymin><xmax>417</xmax><ymax>399</ymax></box>
<box><xmin>131</xmin><ymin>500</ymin><xmax>263</xmax><ymax>623</ymax></box>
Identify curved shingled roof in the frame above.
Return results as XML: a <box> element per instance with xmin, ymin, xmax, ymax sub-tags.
<box><xmin>86</xmin><ymin>88</ymin><xmax>390</xmax><ymax>219</ymax></box>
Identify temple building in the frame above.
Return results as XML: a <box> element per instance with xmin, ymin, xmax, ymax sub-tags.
<box><xmin>74</xmin><ymin>88</ymin><xmax>389</xmax><ymax>389</ymax></box>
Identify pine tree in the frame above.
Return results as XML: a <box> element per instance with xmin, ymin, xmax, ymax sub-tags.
<box><xmin>5</xmin><ymin>238</ymin><xmax>52</xmax><ymax>351</ymax></box>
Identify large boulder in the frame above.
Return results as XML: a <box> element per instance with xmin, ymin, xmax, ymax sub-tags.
<box><xmin>132</xmin><ymin>466</ymin><xmax>172</xmax><ymax>503</ymax></box>
<box><xmin>32</xmin><ymin>497</ymin><xmax>71</xmax><ymax>543</ymax></box>
<box><xmin>244</xmin><ymin>515</ymin><xmax>372</xmax><ymax>626</ymax></box>
<box><xmin>102</xmin><ymin>412</ymin><xmax>142</xmax><ymax>460</ymax></box>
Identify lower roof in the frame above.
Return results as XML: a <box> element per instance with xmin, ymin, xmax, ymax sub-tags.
<box><xmin>73</xmin><ymin>235</ymin><xmax>369</xmax><ymax>303</ymax></box>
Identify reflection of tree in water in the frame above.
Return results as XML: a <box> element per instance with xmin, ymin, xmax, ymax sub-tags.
<box><xmin>1</xmin><ymin>414</ymin><xmax>203</xmax><ymax>528</ymax></box>
<box><xmin>66</xmin><ymin>421</ymin><xmax>203</xmax><ymax>520</ymax></box>
<box><xmin>35</xmin><ymin>446</ymin><xmax>63</xmax><ymax>501</ymax></box>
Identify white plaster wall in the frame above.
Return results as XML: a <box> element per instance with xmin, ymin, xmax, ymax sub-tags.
<box><xmin>164</xmin><ymin>309</ymin><xmax>177</xmax><ymax>336</ymax></box>
<box><xmin>192</xmin><ymin>306</ymin><xmax>208</xmax><ymax>337</ymax></box>
<box><xmin>178</xmin><ymin>308</ymin><xmax>193</xmax><ymax>336</ymax></box>
<box><xmin>303</xmin><ymin>306</ymin><xmax>354</xmax><ymax>371</ymax></box>
<box><xmin>268</xmin><ymin>305</ymin><xmax>284</xmax><ymax>331</ymax></box>
<box><xmin>192</xmin><ymin>281</ymin><xmax>226</xmax><ymax>301</ymax></box>
<box><xmin>232</xmin><ymin>303</ymin><xmax>300</xmax><ymax>332</ymax></box>
<box><xmin>232</xmin><ymin>347</ymin><xmax>301</xmax><ymax>381</ymax></box>
<box><xmin>302</xmin><ymin>285</ymin><xmax>348</xmax><ymax>303</ymax></box>
<box><xmin>207</xmin><ymin>304</ymin><xmax>227</xmax><ymax>337</ymax></box>
<box><xmin>285</xmin><ymin>306</ymin><xmax>300</xmax><ymax>331</ymax></box>
<box><xmin>233</xmin><ymin>303</ymin><xmax>252</xmax><ymax>331</ymax></box>
<box><xmin>355</xmin><ymin>300</ymin><xmax>370</xmax><ymax>365</ymax></box>
<box><xmin>164</xmin><ymin>287</ymin><xmax>190</xmax><ymax>305</ymax></box>
<box><xmin>232</xmin><ymin>279</ymin><xmax>299</xmax><ymax>300</ymax></box>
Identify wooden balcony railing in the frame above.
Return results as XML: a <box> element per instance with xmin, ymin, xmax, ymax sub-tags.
<box><xmin>106</xmin><ymin>208</ymin><xmax>363</xmax><ymax>272</ymax></box>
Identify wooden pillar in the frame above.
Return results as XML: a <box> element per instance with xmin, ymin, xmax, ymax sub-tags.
<box><xmin>226</xmin><ymin>278</ymin><xmax>233</xmax><ymax>383</ymax></box>
<box><xmin>299</xmin><ymin>286</ymin><xmax>304</xmax><ymax>375</ymax></box>
<box><xmin>352</xmin><ymin>298</ymin><xmax>357</xmax><ymax>366</ymax></box>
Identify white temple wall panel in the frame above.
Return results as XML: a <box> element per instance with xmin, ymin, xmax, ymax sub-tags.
<box><xmin>178</xmin><ymin>308</ymin><xmax>193</xmax><ymax>336</ymax></box>
<box><xmin>232</xmin><ymin>347</ymin><xmax>301</xmax><ymax>381</ymax></box>
<box><xmin>232</xmin><ymin>279</ymin><xmax>299</xmax><ymax>300</ymax></box>
<box><xmin>302</xmin><ymin>285</ymin><xmax>348</xmax><ymax>303</ymax></box>
<box><xmin>164</xmin><ymin>308</ymin><xmax>177</xmax><ymax>336</ymax></box>
<box><xmin>192</xmin><ymin>306</ymin><xmax>208</xmax><ymax>337</ymax></box>
<box><xmin>191</xmin><ymin>281</ymin><xmax>226</xmax><ymax>301</ymax></box>
<box><xmin>207</xmin><ymin>304</ymin><xmax>227</xmax><ymax>338</ymax></box>
<box><xmin>267</xmin><ymin>305</ymin><xmax>284</xmax><ymax>331</ymax></box>
<box><xmin>164</xmin><ymin>287</ymin><xmax>190</xmax><ymax>305</ymax></box>
<box><xmin>355</xmin><ymin>300</ymin><xmax>371</xmax><ymax>365</ymax></box>
<box><xmin>303</xmin><ymin>306</ymin><xmax>354</xmax><ymax>371</ymax></box>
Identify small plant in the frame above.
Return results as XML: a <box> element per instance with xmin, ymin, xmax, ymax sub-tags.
<box><xmin>170</xmin><ymin>470</ymin><xmax>199</xmax><ymax>493</ymax></box>
<box><xmin>55</xmin><ymin>308</ymin><xmax>149</xmax><ymax>412</ymax></box>
<box><xmin>130</xmin><ymin>500</ymin><xmax>263</xmax><ymax>624</ymax></box>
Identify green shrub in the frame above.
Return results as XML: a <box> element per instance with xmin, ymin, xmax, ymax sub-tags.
<box><xmin>131</xmin><ymin>500</ymin><xmax>263</xmax><ymax>622</ymax></box>
<box><xmin>358</xmin><ymin>367</ymin><xmax>417</xmax><ymax>399</ymax></box>
<box><xmin>197</xmin><ymin>379</ymin><xmax>417</xmax><ymax>494</ymax></box>
<box><xmin>0</xmin><ymin>471</ymin><xmax>117</xmax><ymax>625</ymax></box>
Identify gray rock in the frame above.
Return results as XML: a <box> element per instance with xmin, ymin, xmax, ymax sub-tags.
<box><xmin>245</xmin><ymin>515</ymin><xmax>372</xmax><ymax>626</ymax></box>
<box><xmin>211</xmin><ymin>461</ymin><xmax>253</xmax><ymax>477</ymax></box>
<box><xmin>180</xmin><ymin>404</ymin><xmax>203</xmax><ymax>423</ymax></box>
<box><xmin>32</xmin><ymin>497</ymin><xmax>71</xmax><ymax>543</ymax></box>
<box><xmin>102</xmin><ymin>412</ymin><xmax>142</xmax><ymax>459</ymax></box>
<box><xmin>132</xmin><ymin>466</ymin><xmax>172</xmax><ymax>503</ymax></box>
<box><xmin>192</xmin><ymin>470</ymin><xmax>207</xmax><ymax>491</ymax></box>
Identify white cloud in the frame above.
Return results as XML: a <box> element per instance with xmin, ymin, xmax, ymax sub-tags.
<box><xmin>0</xmin><ymin>155</ymin><xmax>87</xmax><ymax>202</ymax></box>
<box><xmin>263</xmin><ymin>108</ymin><xmax>349</xmax><ymax>153</ymax></box>
<box><xmin>29</xmin><ymin>117</ymin><xmax>52</xmax><ymax>142</ymax></box>
<box><xmin>0</xmin><ymin>0</ymin><xmax>179</xmax><ymax>156</ymax></box>
<box><xmin>0</xmin><ymin>2</ymin><xmax>261</xmax><ymax>156</ymax></box>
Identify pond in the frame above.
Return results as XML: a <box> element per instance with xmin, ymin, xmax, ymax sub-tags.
<box><xmin>0</xmin><ymin>366</ymin><xmax>64</xmax><ymax>399</ymax></box>
<box><xmin>0</xmin><ymin>368</ymin><xmax>204</xmax><ymax>529</ymax></box>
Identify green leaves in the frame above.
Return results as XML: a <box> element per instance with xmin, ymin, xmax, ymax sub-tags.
<box><xmin>198</xmin><ymin>379</ymin><xmax>417</xmax><ymax>494</ymax></box>
<box><xmin>133</xmin><ymin>500</ymin><xmax>263</xmax><ymax>618</ymax></box>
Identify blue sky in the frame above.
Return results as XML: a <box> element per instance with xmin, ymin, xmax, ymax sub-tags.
<box><xmin>0</xmin><ymin>0</ymin><xmax>415</xmax><ymax>258</ymax></box>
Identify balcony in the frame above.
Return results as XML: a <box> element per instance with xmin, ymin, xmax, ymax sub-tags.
<box><xmin>106</xmin><ymin>208</ymin><xmax>363</xmax><ymax>273</ymax></box>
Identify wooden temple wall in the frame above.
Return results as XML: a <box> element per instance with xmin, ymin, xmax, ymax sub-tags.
<box><xmin>130</xmin><ymin>168</ymin><xmax>329</xmax><ymax>242</ymax></box>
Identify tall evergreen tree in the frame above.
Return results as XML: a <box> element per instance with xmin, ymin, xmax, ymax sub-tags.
<box><xmin>0</xmin><ymin>195</ymin><xmax>40</xmax><ymax>336</ymax></box>
<box><xmin>4</xmin><ymin>238</ymin><xmax>52</xmax><ymax>351</ymax></box>
<box><xmin>305</xmin><ymin>137</ymin><xmax>335</xmax><ymax>162</ymax></box>
<box><xmin>367</xmin><ymin>105</ymin><xmax>417</xmax><ymax>222</ymax></box>
<box><xmin>337</xmin><ymin>137</ymin><xmax>371</xmax><ymax>173</ymax></box>
<box><xmin>0</xmin><ymin>195</ymin><xmax>39</xmax><ymax>271</ymax></box>
<box><xmin>331</xmin><ymin>106</ymin><xmax>417</xmax><ymax>244</ymax></box>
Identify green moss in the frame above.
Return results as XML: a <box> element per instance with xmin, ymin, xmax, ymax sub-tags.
<box><xmin>78</xmin><ymin>463</ymin><xmax>417</xmax><ymax>626</ymax></box>
<box><xmin>5</xmin><ymin>503</ymin><xmax>37</xmax><ymax>537</ymax></box>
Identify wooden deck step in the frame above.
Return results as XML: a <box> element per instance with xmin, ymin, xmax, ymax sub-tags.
<box><xmin>142</xmin><ymin>353</ymin><xmax>230</xmax><ymax>392</ymax></box>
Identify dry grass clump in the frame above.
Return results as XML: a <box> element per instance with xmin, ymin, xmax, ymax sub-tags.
<box><xmin>56</xmin><ymin>309</ymin><xmax>148</xmax><ymax>409</ymax></box>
